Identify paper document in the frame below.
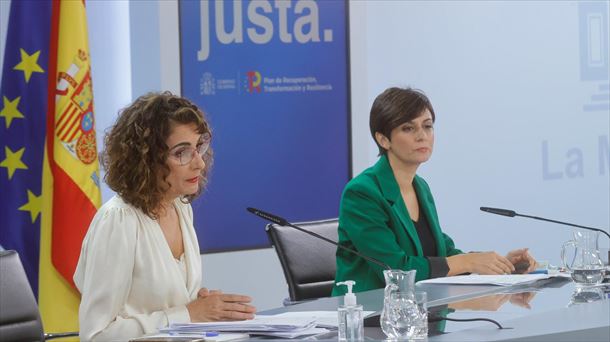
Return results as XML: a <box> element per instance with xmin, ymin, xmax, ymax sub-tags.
<box><xmin>130</xmin><ymin>332</ymin><xmax>249</xmax><ymax>342</ymax></box>
<box><xmin>252</xmin><ymin>327</ymin><xmax>330</xmax><ymax>339</ymax></box>
<box><xmin>418</xmin><ymin>274</ymin><xmax>553</xmax><ymax>286</ymax></box>
<box><xmin>165</xmin><ymin>314</ymin><xmax>315</xmax><ymax>331</ymax></box>
<box><xmin>269</xmin><ymin>311</ymin><xmax>376</xmax><ymax>328</ymax></box>
<box><xmin>159</xmin><ymin>311</ymin><xmax>376</xmax><ymax>339</ymax></box>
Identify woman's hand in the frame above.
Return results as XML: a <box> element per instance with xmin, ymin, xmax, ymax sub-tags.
<box><xmin>187</xmin><ymin>291</ymin><xmax>256</xmax><ymax>322</ymax></box>
<box><xmin>447</xmin><ymin>252</ymin><xmax>515</xmax><ymax>275</ymax></box>
<box><xmin>506</xmin><ymin>248</ymin><xmax>537</xmax><ymax>274</ymax></box>
<box><xmin>197</xmin><ymin>288</ymin><xmax>222</xmax><ymax>298</ymax></box>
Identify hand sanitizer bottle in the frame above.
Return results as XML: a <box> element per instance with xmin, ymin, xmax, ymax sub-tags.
<box><xmin>336</xmin><ymin>280</ymin><xmax>364</xmax><ymax>341</ymax></box>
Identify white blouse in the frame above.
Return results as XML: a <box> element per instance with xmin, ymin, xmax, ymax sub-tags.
<box><xmin>74</xmin><ymin>196</ymin><xmax>202</xmax><ymax>341</ymax></box>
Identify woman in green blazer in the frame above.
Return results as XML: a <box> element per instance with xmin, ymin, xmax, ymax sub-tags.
<box><xmin>333</xmin><ymin>87</ymin><xmax>536</xmax><ymax>295</ymax></box>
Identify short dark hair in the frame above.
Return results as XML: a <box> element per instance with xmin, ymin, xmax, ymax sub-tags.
<box><xmin>101</xmin><ymin>91</ymin><xmax>213</xmax><ymax>219</ymax></box>
<box><xmin>369</xmin><ymin>87</ymin><xmax>436</xmax><ymax>156</ymax></box>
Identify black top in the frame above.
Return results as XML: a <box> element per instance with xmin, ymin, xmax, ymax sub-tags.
<box><xmin>412</xmin><ymin>190</ymin><xmax>448</xmax><ymax>279</ymax></box>
<box><xmin>413</xmin><ymin>206</ymin><xmax>438</xmax><ymax>257</ymax></box>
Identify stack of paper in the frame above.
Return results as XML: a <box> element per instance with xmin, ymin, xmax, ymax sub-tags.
<box><xmin>159</xmin><ymin>311</ymin><xmax>375</xmax><ymax>339</ymax></box>
<box><xmin>418</xmin><ymin>274</ymin><xmax>553</xmax><ymax>286</ymax></box>
<box><xmin>130</xmin><ymin>332</ymin><xmax>249</xmax><ymax>342</ymax></box>
<box><xmin>160</xmin><ymin>313</ymin><xmax>327</xmax><ymax>338</ymax></box>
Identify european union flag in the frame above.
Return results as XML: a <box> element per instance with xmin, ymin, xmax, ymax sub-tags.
<box><xmin>0</xmin><ymin>0</ymin><xmax>52</xmax><ymax>296</ymax></box>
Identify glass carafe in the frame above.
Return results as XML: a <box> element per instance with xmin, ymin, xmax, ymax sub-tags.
<box><xmin>561</xmin><ymin>229</ymin><xmax>605</xmax><ymax>286</ymax></box>
<box><xmin>380</xmin><ymin>269</ymin><xmax>420</xmax><ymax>339</ymax></box>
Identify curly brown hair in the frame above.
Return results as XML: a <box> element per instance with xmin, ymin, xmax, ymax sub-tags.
<box><xmin>101</xmin><ymin>91</ymin><xmax>213</xmax><ymax>218</ymax></box>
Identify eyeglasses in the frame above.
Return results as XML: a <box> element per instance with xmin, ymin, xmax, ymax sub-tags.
<box><xmin>170</xmin><ymin>134</ymin><xmax>211</xmax><ymax>166</ymax></box>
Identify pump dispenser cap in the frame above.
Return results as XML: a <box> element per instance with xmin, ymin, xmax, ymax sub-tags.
<box><xmin>336</xmin><ymin>280</ymin><xmax>357</xmax><ymax>306</ymax></box>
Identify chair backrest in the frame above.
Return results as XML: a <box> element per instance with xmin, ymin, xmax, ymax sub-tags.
<box><xmin>0</xmin><ymin>250</ymin><xmax>45</xmax><ymax>342</ymax></box>
<box><xmin>265</xmin><ymin>218</ymin><xmax>338</xmax><ymax>302</ymax></box>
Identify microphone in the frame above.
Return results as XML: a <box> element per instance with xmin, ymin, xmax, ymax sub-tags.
<box><xmin>480</xmin><ymin>207</ymin><xmax>610</xmax><ymax>239</ymax></box>
<box><xmin>247</xmin><ymin>207</ymin><xmax>391</xmax><ymax>270</ymax></box>
<box><xmin>480</xmin><ymin>207</ymin><xmax>516</xmax><ymax>217</ymax></box>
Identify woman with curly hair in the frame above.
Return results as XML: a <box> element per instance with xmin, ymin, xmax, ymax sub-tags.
<box><xmin>74</xmin><ymin>92</ymin><xmax>255</xmax><ymax>341</ymax></box>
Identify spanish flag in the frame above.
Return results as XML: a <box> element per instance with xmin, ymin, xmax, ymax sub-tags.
<box><xmin>0</xmin><ymin>0</ymin><xmax>100</xmax><ymax>334</ymax></box>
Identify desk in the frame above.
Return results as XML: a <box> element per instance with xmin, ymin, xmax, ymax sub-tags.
<box><xmin>260</xmin><ymin>278</ymin><xmax>610</xmax><ymax>341</ymax></box>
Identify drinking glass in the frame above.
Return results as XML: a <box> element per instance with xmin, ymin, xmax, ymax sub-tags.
<box><xmin>412</xmin><ymin>291</ymin><xmax>428</xmax><ymax>339</ymax></box>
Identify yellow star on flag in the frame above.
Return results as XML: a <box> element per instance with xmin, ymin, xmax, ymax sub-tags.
<box><xmin>13</xmin><ymin>48</ymin><xmax>45</xmax><ymax>82</ymax></box>
<box><xmin>0</xmin><ymin>96</ymin><xmax>25</xmax><ymax>129</ymax></box>
<box><xmin>19</xmin><ymin>190</ymin><xmax>42</xmax><ymax>223</ymax></box>
<box><xmin>0</xmin><ymin>146</ymin><xmax>28</xmax><ymax>179</ymax></box>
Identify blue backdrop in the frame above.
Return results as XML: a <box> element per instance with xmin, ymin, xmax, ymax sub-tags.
<box><xmin>179</xmin><ymin>0</ymin><xmax>350</xmax><ymax>252</ymax></box>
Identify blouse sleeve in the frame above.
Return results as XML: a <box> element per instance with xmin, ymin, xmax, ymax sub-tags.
<box><xmin>74</xmin><ymin>206</ymin><xmax>191</xmax><ymax>341</ymax></box>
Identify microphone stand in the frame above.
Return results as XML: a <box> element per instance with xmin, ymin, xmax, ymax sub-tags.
<box><xmin>480</xmin><ymin>207</ymin><xmax>610</xmax><ymax>239</ymax></box>
<box><xmin>480</xmin><ymin>207</ymin><xmax>610</xmax><ymax>274</ymax></box>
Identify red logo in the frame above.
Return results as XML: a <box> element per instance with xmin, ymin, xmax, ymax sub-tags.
<box><xmin>247</xmin><ymin>71</ymin><xmax>261</xmax><ymax>93</ymax></box>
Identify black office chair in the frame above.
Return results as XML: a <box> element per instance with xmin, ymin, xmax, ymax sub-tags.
<box><xmin>0</xmin><ymin>250</ymin><xmax>78</xmax><ymax>341</ymax></box>
<box><xmin>265</xmin><ymin>218</ymin><xmax>339</xmax><ymax>305</ymax></box>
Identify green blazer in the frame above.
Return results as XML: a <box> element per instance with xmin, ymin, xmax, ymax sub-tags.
<box><xmin>332</xmin><ymin>155</ymin><xmax>463</xmax><ymax>295</ymax></box>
